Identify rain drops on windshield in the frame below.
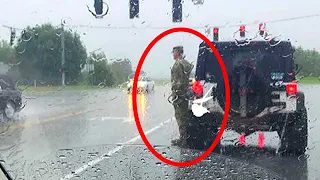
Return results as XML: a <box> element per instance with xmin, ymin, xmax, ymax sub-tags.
<box><xmin>0</xmin><ymin>0</ymin><xmax>319</xmax><ymax>180</ymax></box>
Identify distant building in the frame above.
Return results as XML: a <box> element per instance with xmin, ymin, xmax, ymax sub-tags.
<box><xmin>81</xmin><ymin>59</ymin><xmax>94</xmax><ymax>73</ymax></box>
<box><xmin>81</xmin><ymin>63</ymin><xmax>94</xmax><ymax>73</ymax></box>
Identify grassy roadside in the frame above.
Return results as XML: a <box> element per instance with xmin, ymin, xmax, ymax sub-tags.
<box><xmin>153</xmin><ymin>79</ymin><xmax>170</xmax><ymax>85</ymax></box>
<box><xmin>16</xmin><ymin>77</ymin><xmax>320</xmax><ymax>92</ymax></box>
<box><xmin>19</xmin><ymin>79</ymin><xmax>171</xmax><ymax>92</ymax></box>
<box><xmin>17</xmin><ymin>85</ymin><xmax>111</xmax><ymax>92</ymax></box>
<box><xmin>298</xmin><ymin>77</ymin><xmax>320</xmax><ymax>84</ymax></box>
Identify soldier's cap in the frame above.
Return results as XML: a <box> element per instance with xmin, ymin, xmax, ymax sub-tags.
<box><xmin>172</xmin><ymin>46</ymin><xmax>184</xmax><ymax>54</ymax></box>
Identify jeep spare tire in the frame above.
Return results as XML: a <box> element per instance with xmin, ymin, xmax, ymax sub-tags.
<box><xmin>216</xmin><ymin>65</ymin><xmax>270</xmax><ymax>118</ymax></box>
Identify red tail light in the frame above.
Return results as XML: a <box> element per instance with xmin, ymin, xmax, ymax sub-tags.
<box><xmin>192</xmin><ymin>80</ymin><xmax>203</xmax><ymax>96</ymax></box>
<box><xmin>259</xmin><ymin>23</ymin><xmax>263</xmax><ymax>31</ymax></box>
<box><xmin>239</xmin><ymin>134</ymin><xmax>245</xmax><ymax>146</ymax></box>
<box><xmin>239</xmin><ymin>25</ymin><xmax>245</xmax><ymax>32</ymax></box>
<box><xmin>258</xmin><ymin>132</ymin><xmax>264</xmax><ymax>149</ymax></box>
<box><xmin>286</xmin><ymin>83</ymin><xmax>297</xmax><ymax>95</ymax></box>
<box><xmin>258</xmin><ymin>23</ymin><xmax>266</xmax><ymax>31</ymax></box>
<box><xmin>239</xmin><ymin>25</ymin><xmax>245</xmax><ymax>37</ymax></box>
<box><xmin>259</xmin><ymin>23</ymin><xmax>265</xmax><ymax>36</ymax></box>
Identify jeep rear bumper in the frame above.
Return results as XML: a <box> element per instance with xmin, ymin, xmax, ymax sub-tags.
<box><xmin>193</xmin><ymin>107</ymin><xmax>301</xmax><ymax>135</ymax></box>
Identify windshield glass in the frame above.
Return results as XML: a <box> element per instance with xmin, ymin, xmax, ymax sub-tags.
<box><xmin>0</xmin><ymin>0</ymin><xmax>318</xmax><ymax>180</ymax></box>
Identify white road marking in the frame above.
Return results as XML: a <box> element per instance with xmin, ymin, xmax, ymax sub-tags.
<box><xmin>61</xmin><ymin>118</ymin><xmax>173</xmax><ymax>180</ymax></box>
<box><xmin>88</xmin><ymin>116</ymin><xmax>143</xmax><ymax>123</ymax></box>
<box><xmin>101</xmin><ymin>116</ymin><xmax>126</xmax><ymax>121</ymax></box>
<box><xmin>88</xmin><ymin>116</ymin><xmax>128</xmax><ymax>121</ymax></box>
<box><xmin>122</xmin><ymin>118</ymin><xmax>135</xmax><ymax>123</ymax></box>
<box><xmin>88</xmin><ymin>117</ymin><xmax>97</xmax><ymax>121</ymax></box>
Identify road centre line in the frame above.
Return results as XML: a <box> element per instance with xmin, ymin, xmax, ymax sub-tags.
<box><xmin>60</xmin><ymin>118</ymin><xmax>173</xmax><ymax>180</ymax></box>
<box><xmin>15</xmin><ymin>111</ymin><xmax>133</xmax><ymax>130</ymax></box>
<box><xmin>89</xmin><ymin>116</ymin><xmax>131</xmax><ymax>121</ymax></box>
<box><xmin>24</xmin><ymin>109</ymin><xmax>89</xmax><ymax>127</ymax></box>
<box><xmin>9</xmin><ymin>109</ymin><xmax>90</xmax><ymax>130</ymax></box>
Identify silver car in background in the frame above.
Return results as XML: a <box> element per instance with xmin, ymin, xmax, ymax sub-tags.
<box><xmin>127</xmin><ymin>75</ymin><xmax>155</xmax><ymax>94</ymax></box>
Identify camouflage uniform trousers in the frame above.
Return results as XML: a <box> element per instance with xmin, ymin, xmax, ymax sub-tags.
<box><xmin>173</xmin><ymin>97</ymin><xmax>191</xmax><ymax>139</ymax></box>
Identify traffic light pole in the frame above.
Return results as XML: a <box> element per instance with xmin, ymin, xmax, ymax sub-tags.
<box><xmin>2</xmin><ymin>25</ymin><xmax>17</xmax><ymax>46</ymax></box>
<box><xmin>61</xmin><ymin>20</ymin><xmax>66</xmax><ymax>86</ymax></box>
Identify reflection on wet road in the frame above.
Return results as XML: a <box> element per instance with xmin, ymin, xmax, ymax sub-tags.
<box><xmin>127</xmin><ymin>93</ymin><xmax>148</xmax><ymax>122</ymax></box>
<box><xmin>0</xmin><ymin>85</ymin><xmax>319</xmax><ymax>179</ymax></box>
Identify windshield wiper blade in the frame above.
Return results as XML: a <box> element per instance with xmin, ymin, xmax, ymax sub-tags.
<box><xmin>0</xmin><ymin>161</ymin><xmax>13</xmax><ymax>180</ymax></box>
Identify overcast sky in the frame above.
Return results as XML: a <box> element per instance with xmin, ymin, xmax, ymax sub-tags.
<box><xmin>1</xmin><ymin>0</ymin><xmax>320</xmax><ymax>78</ymax></box>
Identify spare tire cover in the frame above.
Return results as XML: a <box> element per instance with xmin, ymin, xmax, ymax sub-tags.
<box><xmin>216</xmin><ymin>64</ymin><xmax>271</xmax><ymax>118</ymax></box>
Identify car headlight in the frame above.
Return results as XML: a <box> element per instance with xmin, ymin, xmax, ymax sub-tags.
<box><xmin>138</xmin><ymin>82</ymin><xmax>147</xmax><ymax>88</ymax></box>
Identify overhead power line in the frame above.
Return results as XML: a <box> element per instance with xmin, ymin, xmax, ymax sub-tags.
<box><xmin>2</xmin><ymin>13</ymin><xmax>320</xmax><ymax>31</ymax></box>
<box><xmin>66</xmin><ymin>13</ymin><xmax>320</xmax><ymax>30</ymax></box>
<box><xmin>212</xmin><ymin>13</ymin><xmax>320</xmax><ymax>29</ymax></box>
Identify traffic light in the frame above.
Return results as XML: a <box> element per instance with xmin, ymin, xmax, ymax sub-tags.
<box><xmin>94</xmin><ymin>0</ymin><xmax>103</xmax><ymax>15</ymax></box>
<box><xmin>129</xmin><ymin>0</ymin><xmax>139</xmax><ymax>19</ymax></box>
<box><xmin>10</xmin><ymin>28</ymin><xmax>16</xmax><ymax>46</ymax></box>
<box><xmin>172</xmin><ymin>0</ymin><xmax>182</xmax><ymax>23</ymax></box>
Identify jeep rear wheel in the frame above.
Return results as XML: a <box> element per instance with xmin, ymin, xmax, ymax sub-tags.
<box><xmin>278</xmin><ymin>108</ymin><xmax>308</xmax><ymax>156</ymax></box>
<box><xmin>185</xmin><ymin>112</ymin><xmax>221</xmax><ymax>151</ymax></box>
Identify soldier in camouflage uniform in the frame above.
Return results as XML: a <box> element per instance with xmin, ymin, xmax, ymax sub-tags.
<box><xmin>170</xmin><ymin>46</ymin><xmax>194</xmax><ymax>146</ymax></box>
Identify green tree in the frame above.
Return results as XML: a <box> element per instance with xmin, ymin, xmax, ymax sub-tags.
<box><xmin>15</xmin><ymin>23</ymin><xmax>87</xmax><ymax>85</ymax></box>
<box><xmin>87</xmin><ymin>52</ymin><xmax>115</xmax><ymax>86</ymax></box>
<box><xmin>0</xmin><ymin>40</ymin><xmax>15</xmax><ymax>65</ymax></box>
<box><xmin>294</xmin><ymin>46</ymin><xmax>320</xmax><ymax>77</ymax></box>
<box><xmin>110</xmin><ymin>58</ymin><xmax>133</xmax><ymax>84</ymax></box>
<box><xmin>0</xmin><ymin>40</ymin><xmax>22</xmax><ymax>82</ymax></box>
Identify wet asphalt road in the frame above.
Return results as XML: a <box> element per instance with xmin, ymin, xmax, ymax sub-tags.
<box><xmin>0</xmin><ymin>84</ymin><xmax>319</xmax><ymax>179</ymax></box>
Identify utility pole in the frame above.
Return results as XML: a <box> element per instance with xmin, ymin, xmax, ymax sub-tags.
<box><xmin>61</xmin><ymin>20</ymin><xmax>66</xmax><ymax>86</ymax></box>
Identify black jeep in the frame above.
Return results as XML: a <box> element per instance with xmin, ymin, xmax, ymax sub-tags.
<box><xmin>186</xmin><ymin>33</ymin><xmax>307</xmax><ymax>156</ymax></box>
